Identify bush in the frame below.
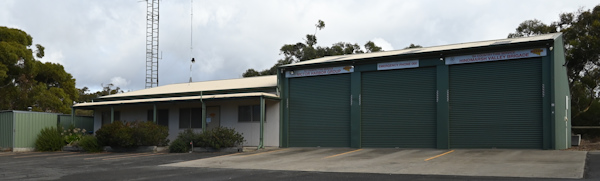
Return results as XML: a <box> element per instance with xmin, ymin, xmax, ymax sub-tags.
<box><xmin>132</xmin><ymin>121</ymin><xmax>169</xmax><ymax>146</ymax></box>
<box><xmin>96</xmin><ymin>121</ymin><xmax>170</xmax><ymax>148</ymax></box>
<box><xmin>95</xmin><ymin>121</ymin><xmax>136</xmax><ymax>148</ymax></box>
<box><xmin>169</xmin><ymin>129</ymin><xmax>197</xmax><ymax>153</ymax></box>
<box><xmin>169</xmin><ymin>138</ymin><xmax>190</xmax><ymax>153</ymax></box>
<box><xmin>198</xmin><ymin>127</ymin><xmax>244</xmax><ymax>149</ymax></box>
<box><xmin>79</xmin><ymin>135</ymin><xmax>102</xmax><ymax>152</ymax></box>
<box><xmin>35</xmin><ymin>126</ymin><xmax>65</xmax><ymax>151</ymax></box>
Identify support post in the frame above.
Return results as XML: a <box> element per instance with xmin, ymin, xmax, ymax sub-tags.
<box><xmin>110</xmin><ymin>107</ymin><xmax>114</xmax><ymax>123</ymax></box>
<box><xmin>201</xmin><ymin>91</ymin><xmax>206</xmax><ymax>132</ymax></box>
<box><xmin>71</xmin><ymin>107</ymin><xmax>75</xmax><ymax>128</ymax></box>
<box><xmin>153</xmin><ymin>104</ymin><xmax>157</xmax><ymax>123</ymax></box>
<box><xmin>259</xmin><ymin>96</ymin><xmax>265</xmax><ymax>149</ymax></box>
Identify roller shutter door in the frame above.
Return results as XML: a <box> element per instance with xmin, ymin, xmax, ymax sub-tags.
<box><xmin>361</xmin><ymin>67</ymin><xmax>437</xmax><ymax>148</ymax></box>
<box><xmin>449</xmin><ymin>58</ymin><xmax>542</xmax><ymax>149</ymax></box>
<box><xmin>289</xmin><ymin>74</ymin><xmax>351</xmax><ymax>147</ymax></box>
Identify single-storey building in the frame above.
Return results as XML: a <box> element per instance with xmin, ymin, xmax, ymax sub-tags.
<box><xmin>73</xmin><ymin>75</ymin><xmax>280</xmax><ymax>147</ymax></box>
<box><xmin>277</xmin><ymin>33</ymin><xmax>571</xmax><ymax>149</ymax></box>
<box><xmin>75</xmin><ymin>33</ymin><xmax>571</xmax><ymax>150</ymax></box>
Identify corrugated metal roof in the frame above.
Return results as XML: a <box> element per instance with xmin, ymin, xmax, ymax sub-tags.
<box><xmin>282</xmin><ymin>33</ymin><xmax>561</xmax><ymax>67</ymax></box>
<box><xmin>100</xmin><ymin>75</ymin><xmax>277</xmax><ymax>99</ymax></box>
<box><xmin>74</xmin><ymin>92</ymin><xmax>279</xmax><ymax>108</ymax></box>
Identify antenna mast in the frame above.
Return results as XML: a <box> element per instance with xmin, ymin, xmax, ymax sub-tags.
<box><xmin>145</xmin><ymin>0</ymin><xmax>159</xmax><ymax>88</ymax></box>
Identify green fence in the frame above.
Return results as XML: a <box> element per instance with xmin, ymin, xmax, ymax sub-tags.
<box><xmin>58</xmin><ymin>115</ymin><xmax>94</xmax><ymax>133</ymax></box>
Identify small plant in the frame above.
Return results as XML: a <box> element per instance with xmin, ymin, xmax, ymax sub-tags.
<box><xmin>78</xmin><ymin>135</ymin><xmax>102</xmax><ymax>152</ymax></box>
<box><xmin>35</xmin><ymin>126</ymin><xmax>65</xmax><ymax>151</ymax></box>
<box><xmin>62</xmin><ymin>125</ymin><xmax>86</xmax><ymax>146</ymax></box>
<box><xmin>132</xmin><ymin>121</ymin><xmax>169</xmax><ymax>146</ymax></box>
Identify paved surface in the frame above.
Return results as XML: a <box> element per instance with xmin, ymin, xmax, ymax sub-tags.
<box><xmin>165</xmin><ymin>148</ymin><xmax>587</xmax><ymax>179</ymax></box>
<box><xmin>0</xmin><ymin>149</ymin><xmax>594</xmax><ymax>181</ymax></box>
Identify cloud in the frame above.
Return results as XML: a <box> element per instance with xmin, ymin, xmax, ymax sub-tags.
<box><xmin>371</xmin><ymin>38</ymin><xmax>394</xmax><ymax>51</ymax></box>
<box><xmin>110</xmin><ymin>76</ymin><xmax>130</xmax><ymax>88</ymax></box>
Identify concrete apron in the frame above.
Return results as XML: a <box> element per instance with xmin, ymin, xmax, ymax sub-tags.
<box><xmin>162</xmin><ymin>148</ymin><xmax>587</xmax><ymax>179</ymax></box>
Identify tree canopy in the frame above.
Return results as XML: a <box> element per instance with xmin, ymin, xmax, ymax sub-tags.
<box><xmin>0</xmin><ymin>26</ymin><xmax>78</xmax><ymax>113</ymax></box>
<box><xmin>242</xmin><ymin>20</ymin><xmax>385</xmax><ymax>77</ymax></box>
<box><xmin>507</xmin><ymin>5</ymin><xmax>600</xmax><ymax>124</ymax></box>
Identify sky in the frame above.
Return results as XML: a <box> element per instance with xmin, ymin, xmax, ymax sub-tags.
<box><xmin>0</xmin><ymin>0</ymin><xmax>598</xmax><ymax>92</ymax></box>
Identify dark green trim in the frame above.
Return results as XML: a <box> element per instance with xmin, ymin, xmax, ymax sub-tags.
<box><xmin>110</xmin><ymin>107</ymin><xmax>114</xmax><ymax>123</ymax></box>
<box><xmin>350</xmin><ymin>69</ymin><xmax>361</xmax><ymax>148</ymax></box>
<box><xmin>542</xmin><ymin>51</ymin><xmax>551</xmax><ymax>149</ymax></box>
<box><xmin>153</xmin><ymin>104</ymin><xmax>157</xmax><ymax>123</ymax></box>
<box><xmin>436</xmin><ymin>64</ymin><xmax>449</xmax><ymax>149</ymax></box>
<box><xmin>259</xmin><ymin>96</ymin><xmax>265</xmax><ymax>149</ymax></box>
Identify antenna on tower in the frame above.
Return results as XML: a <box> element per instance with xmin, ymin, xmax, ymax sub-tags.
<box><xmin>145</xmin><ymin>0</ymin><xmax>159</xmax><ymax>88</ymax></box>
<box><xmin>189</xmin><ymin>0</ymin><xmax>195</xmax><ymax>83</ymax></box>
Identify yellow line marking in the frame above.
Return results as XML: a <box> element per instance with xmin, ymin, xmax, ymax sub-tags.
<box><xmin>323</xmin><ymin>149</ymin><xmax>363</xmax><ymax>159</ymax></box>
<box><xmin>103</xmin><ymin>153</ymin><xmax>166</xmax><ymax>160</ymax></box>
<box><xmin>14</xmin><ymin>152</ymin><xmax>75</xmax><ymax>158</ymax></box>
<box><xmin>241</xmin><ymin>149</ymin><xmax>288</xmax><ymax>158</ymax></box>
<box><xmin>84</xmin><ymin>153</ymin><xmax>149</xmax><ymax>160</ymax></box>
<box><xmin>424</xmin><ymin>150</ymin><xmax>454</xmax><ymax>161</ymax></box>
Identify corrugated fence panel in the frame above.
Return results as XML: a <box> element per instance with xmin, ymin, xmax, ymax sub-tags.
<box><xmin>361</xmin><ymin>67</ymin><xmax>437</xmax><ymax>148</ymax></box>
<box><xmin>449</xmin><ymin>58</ymin><xmax>543</xmax><ymax>149</ymax></box>
<box><xmin>14</xmin><ymin>112</ymin><xmax>58</xmax><ymax>148</ymax></box>
<box><xmin>58</xmin><ymin>115</ymin><xmax>94</xmax><ymax>132</ymax></box>
<box><xmin>289</xmin><ymin>74</ymin><xmax>351</xmax><ymax>147</ymax></box>
<box><xmin>0</xmin><ymin>112</ymin><xmax>14</xmax><ymax>149</ymax></box>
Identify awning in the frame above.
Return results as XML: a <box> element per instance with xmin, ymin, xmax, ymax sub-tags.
<box><xmin>73</xmin><ymin>92</ymin><xmax>279</xmax><ymax>108</ymax></box>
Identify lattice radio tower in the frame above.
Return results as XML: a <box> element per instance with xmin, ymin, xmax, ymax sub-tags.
<box><xmin>145</xmin><ymin>0</ymin><xmax>159</xmax><ymax>88</ymax></box>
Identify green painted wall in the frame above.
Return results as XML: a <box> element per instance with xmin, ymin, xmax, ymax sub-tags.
<box><xmin>14</xmin><ymin>112</ymin><xmax>58</xmax><ymax>148</ymax></box>
<box><xmin>552</xmin><ymin>35</ymin><xmax>571</xmax><ymax>149</ymax></box>
<box><xmin>0</xmin><ymin>112</ymin><xmax>14</xmax><ymax>149</ymax></box>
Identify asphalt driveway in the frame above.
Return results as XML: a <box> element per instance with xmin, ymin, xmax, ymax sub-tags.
<box><xmin>164</xmin><ymin>148</ymin><xmax>587</xmax><ymax>179</ymax></box>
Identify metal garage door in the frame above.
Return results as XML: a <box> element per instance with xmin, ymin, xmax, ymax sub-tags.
<box><xmin>361</xmin><ymin>67</ymin><xmax>437</xmax><ymax>148</ymax></box>
<box><xmin>449</xmin><ymin>58</ymin><xmax>542</xmax><ymax>149</ymax></box>
<box><xmin>289</xmin><ymin>74</ymin><xmax>351</xmax><ymax>147</ymax></box>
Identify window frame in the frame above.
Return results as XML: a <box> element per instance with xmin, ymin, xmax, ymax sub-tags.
<box><xmin>238</xmin><ymin>104</ymin><xmax>265</xmax><ymax>123</ymax></box>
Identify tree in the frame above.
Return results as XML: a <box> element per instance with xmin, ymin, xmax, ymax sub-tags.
<box><xmin>0</xmin><ymin>26</ymin><xmax>78</xmax><ymax>113</ymax></box>
<box><xmin>404</xmin><ymin>44</ymin><xmax>423</xmax><ymax>49</ymax></box>
<box><xmin>242</xmin><ymin>20</ymin><xmax>384</xmax><ymax>77</ymax></box>
<box><xmin>507</xmin><ymin>5</ymin><xmax>600</xmax><ymax>123</ymax></box>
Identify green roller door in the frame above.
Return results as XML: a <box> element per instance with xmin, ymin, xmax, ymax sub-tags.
<box><xmin>289</xmin><ymin>74</ymin><xmax>351</xmax><ymax>147</ymax></box>
<box><xmin>449</xmin><ymin>58</ymin><xmax>542</xmax><ymax>149</ymax></box>
<box><xmin>361</xmin><ymin>67</ymin><xmax>437</xmax><ymax>148</ymax></box>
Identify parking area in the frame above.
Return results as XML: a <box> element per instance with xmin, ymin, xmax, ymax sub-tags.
<box><xmin>164</xmin><ymin>148</ymin><xmax>587</xmax><ymax>179</ymax></box>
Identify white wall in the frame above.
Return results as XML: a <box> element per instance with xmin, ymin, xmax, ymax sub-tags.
<box><xmin>91</xmin><ymin>98</ymin><xmax>280</xmax><ymax>147</ymax></box>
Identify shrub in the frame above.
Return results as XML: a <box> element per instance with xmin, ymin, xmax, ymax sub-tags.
<box><xmin>95</xmin><ymin>121</ymin><xmax>170</xmax><ymax>148</ymax></box>
<box><xmin>169</xmin><ymin>138</ymin><xmax>190</xmax><ymax>153</ymax></box>
<box><xmin>198</xmin><ymin>127</ymin><xmax>244</xmax><ymax>149</ymax></box>
<box><xmin>95</xmin><ymin>121</ymin><xmax>136</xmax><ymax>148</ymax></box>
<box><xmin>169</xmin><ymin>129</ymin><xmax>197</xmax><ymax>153</ymax></box>
<box><xmin>79</xmin><ymin>135</ymin><xmax>102</xmax><ymax>152</ymax></box>
<box><xmin>35</xmin><ymin>126</ymin><xmax>65</xmax><ymax>151</ymax></box>
<box><xmin>132</xmin><ymin>121</ymin><xmax>169</xmax><ymax>146</ymax></box>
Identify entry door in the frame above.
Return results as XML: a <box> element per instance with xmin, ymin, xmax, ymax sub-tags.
<box><xmin>288</xmin><ymin>74</ymin><xmax>351</xmax><ymax>147</ymax></box>
<box><xmin>206</xmin><ymin>106</ymin><xmax>220</xmax><ymax>130</ymax></box>
<box><xmin>361</xmin><ymin>67</ymin><xmax>437</xmax><ymax>148</ymax></box>
<box><xmin>449</xmin><ymin>58</ymin><xmax>543</xmax><ymax>149</ymax></box>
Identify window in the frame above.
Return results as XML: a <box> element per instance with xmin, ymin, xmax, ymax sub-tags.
<box><xmin>101</xmin><ymin>111</ymin><xmax>120</xmax><ymax>125</ymax></box>
<box><xmin>147</xmin><ymin>109</ymin><xmax>169</xmax><ymax>127</ymax></box>
<box><xmin>238</xmin><ymin>105</ymin><xmax>264</xmax><ymax>122</ymax></box>
<box><xmin>179</xmin><ymin>108</ymin><xmax>202</xmax><ymax>129</ymax></box>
